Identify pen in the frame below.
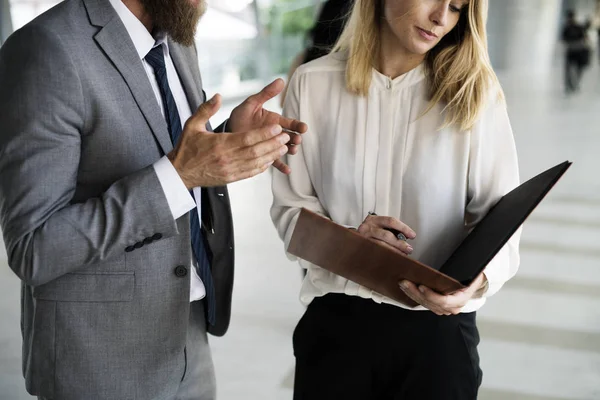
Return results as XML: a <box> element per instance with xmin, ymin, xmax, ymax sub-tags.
<box><xmin>282</xmin><ymin>128</ymin><xmax>300</xmax><ymax>146</ymax></box>
<box><xmin>385</xmin><ymin>228</ymin><xmax>407</xmax><ymax>242</ymax></box>
<box><xmin>282</xmin><ymin>128</ymin><xmax>300</xmax><ymax>136</ymax></box>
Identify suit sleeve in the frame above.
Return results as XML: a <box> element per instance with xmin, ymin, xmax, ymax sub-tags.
<box><xmin>0</xmin><ymin>25</ymin><xmax>180</xmax><ymax>286</ymax></box>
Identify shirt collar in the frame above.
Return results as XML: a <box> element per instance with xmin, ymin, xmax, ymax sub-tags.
<box><xmin>107</xmin><ymin>0</ymin><xmax>170</xmax><ymax>60</ymax></box>
<box><xmin>371</xmin><ymin>63</ymin><xmax>425</xmax><ymax>91</ymax></box>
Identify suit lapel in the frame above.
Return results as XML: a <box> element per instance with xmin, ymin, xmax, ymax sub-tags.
<box><xmin>169</xmin><ymin>41</ymin><xmax>204</xmax><ymax>110</ymax></box>
<box><xmin>170</xmin><ymin>41</ymin><xmax>215</xmax><ymax>132</ymax></box>
<box><xmin>85</xmin><ymin>0</ymin><xmax>172</xmax><ymax>155</ymax></box>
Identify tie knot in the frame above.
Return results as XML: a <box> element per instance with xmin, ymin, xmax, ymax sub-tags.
<box><xmin>145</xmin><ymin>45</ymin><xmax>166</xmax><ymax>73</ymax></box>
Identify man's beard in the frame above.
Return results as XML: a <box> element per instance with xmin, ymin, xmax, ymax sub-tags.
<box><xmin>140</xmin><ymin>0</ymin><xmax>206</xmax><ymax>46</ymax></box>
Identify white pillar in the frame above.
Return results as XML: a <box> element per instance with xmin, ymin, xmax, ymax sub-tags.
<box><xmin>1</xmin><ymin>0</ymin><xmax>13</xmax><ymax>45</ymax></box>
<box><xmin>487</xmin><ymin>0</ymin><xmax>563</xmax><ymax>75</ymax></box>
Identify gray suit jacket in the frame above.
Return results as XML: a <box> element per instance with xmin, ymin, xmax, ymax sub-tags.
<box><xmin>0</xmin><ymin>0</ymin><xmax>235</xmax><ymax>398</ymax></box>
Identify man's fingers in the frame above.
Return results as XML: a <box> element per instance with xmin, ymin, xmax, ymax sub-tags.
<box><xmin>272</xmin><ymin>159</ymin><xmax>291</xmax><ymax>175</ymax></box>
<box><xmin>230</xmin><ymin>138</ymin><xmax>289</xmax><ymax>173</ymax></box>
<box><xmin>234</xmin><ymin>131</ymin><xmax>289</xmax><ymax>164</ymax></box>
<box><xmin>245</xmin><ymin>79</ymin><xmax>285</xmax><ymax>107</ymax></box>
<box><xmin>284</xmin><ymin>129</ymin><xmax>303</xmax><ymax>144</ymax></box>
<box><xmin>186</xmin><ymin>94</ymin><xmax>222</xmax><ymax>132</ymax></box>
<box><xmin>254</xmin><ymin>145</ymin><xmax>289</xmax><ymax>170</ymax></box>
<box><xmin>287</xmin><ymin>143</ymin><xmax>300</xmax><ymax>156</ymax></box>
<box><xmin>231</xmin><ymin>163</ymin><xmax>272</xmax><ymax>183</ymax></box>
<box><xmin>209</xmin><ymin>127</ymin><xmax>288</xmax><ymax>182</ymax></box>
<box><xmin>231</xmin><ymin>124</ymin><xmax>284</xmax><ymax>148</ymax></box>
<box><xmin>280</xmin><ymin>117</ymin><xmax>308</xmax><ymax>135</ymax></box>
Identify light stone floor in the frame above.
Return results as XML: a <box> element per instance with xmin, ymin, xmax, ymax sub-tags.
<box><xmin>1</xmin><ymin>63</ymin><xmax>600</xmax><ymax>399</ymax></box>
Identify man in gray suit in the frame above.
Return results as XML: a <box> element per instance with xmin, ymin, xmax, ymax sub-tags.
<box><xmin>0</xmin><ymin>0</ymin><xmax>307</xmax><ymax>398</ymax></box>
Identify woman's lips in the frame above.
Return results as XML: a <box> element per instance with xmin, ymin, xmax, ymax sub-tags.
<box><xmin>416</xmin><ymin>27</ymin><xmax>438</xmax><ymax>41</ymax></box>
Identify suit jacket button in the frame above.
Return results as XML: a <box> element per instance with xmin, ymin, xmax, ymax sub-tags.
<box><xmin>134</xmin><ymin>242</ymin><xmax>144</xmax><ymax>249</ymax></box>
<box><xmin>174</xmin><ymin>265</ymin><xmax>188</xmax><ymax>278</ymax></box>
<box><xmin>152</xmin><ymin>233</ymin><xmax>163</xmax><ymax>241</ymax></box>
<box><xmin>125</xmin><ymin>246</ymin><xmax>135</xmax><ymax>253</ymax></box>
<box><xmin>143</xmin><ymin>237</ymin><xmax>153</xmax><ymax>245</ymax></box>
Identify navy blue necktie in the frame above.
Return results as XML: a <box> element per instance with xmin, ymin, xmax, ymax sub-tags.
<box><xmin>145</xmin><ymin>45</ymin><xmax>216</xmax><ymax>326</ymax></box>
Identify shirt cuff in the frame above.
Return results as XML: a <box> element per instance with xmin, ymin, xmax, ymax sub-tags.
<box><xmin>153</xmin><ymin>156</ymin><xmax>195</xmax><ymax>220</ymax></box>
<box><xmin>481</xmin><ymin>249</ymin><xmax>510</xmax><ymax>298</ymax></box>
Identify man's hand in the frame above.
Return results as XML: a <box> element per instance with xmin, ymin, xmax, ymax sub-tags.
<box><xmin>357</xmin><ymin>214</ymin><xmax>416</xmax><ymax>255</ymax></box>
<box><xmin>399</xmin><ymin>273</ymin><xmax>488</xmax><ymax>316</ymax></box>
<box><xmin>168</xmin><ymin>94</ymin><xmax>291</xmax><ymax>188</ymax></box>
<box><xmin>227</xmin><ymin>79</ymin><xmax>308</xmax><ymax>175</ymax></box>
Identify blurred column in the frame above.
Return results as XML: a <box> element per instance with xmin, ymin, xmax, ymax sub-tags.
<box><xmin>250</xmin><ymin>0</ymin><xmax>271</xmax><ymax>81</ymax></box>
<box><xmin>487</xmin><ymin>0</ymin><xmax>562</xmax><ymax>75</ymax></box>
<box><xmin>1</xmin><ymin>0</ymin><xmax>13</xmax><ymax>45</ymax></box>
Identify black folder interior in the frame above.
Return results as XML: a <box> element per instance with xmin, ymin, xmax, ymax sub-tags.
<box><xmin>439</xmin><ymin>161</ymin><xmax>572</xmax><ymax>285</ymax></box>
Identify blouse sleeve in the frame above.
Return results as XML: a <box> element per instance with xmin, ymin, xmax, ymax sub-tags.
<box><xmin>270</xmin><ymin>69</ymin><xmax>327</xmax><ymax>260</ymax></box>
<box><xmin>466</xmin><ymin>92</ymin><xmax>521</xmax><ymax>298</ymax></box>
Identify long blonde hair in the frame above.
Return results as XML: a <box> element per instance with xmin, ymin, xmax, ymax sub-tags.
<box><xmin>332</xmin><ymin>0</ymin><xmax>502</xmax><ymax>131</ymax></box>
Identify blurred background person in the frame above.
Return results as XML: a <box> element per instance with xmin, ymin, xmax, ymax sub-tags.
<box><xmin>561</xmin><ymin>9</ymin><xmax>590</xmax><ymax>93</ymax></box>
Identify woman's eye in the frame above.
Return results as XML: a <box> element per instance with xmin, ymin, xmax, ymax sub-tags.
<box><xmin>449</xmin><ymin>4</ymin><xmax>461</xmax><ymax>13</ymax></box>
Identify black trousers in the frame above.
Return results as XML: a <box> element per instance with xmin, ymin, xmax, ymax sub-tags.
<box><xmin>293</xmin><ymin>294</ymin><xmax>482</xmax><ymax>400</ymax></box>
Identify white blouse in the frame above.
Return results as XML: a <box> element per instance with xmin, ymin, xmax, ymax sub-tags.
<box><xmin>271</xmin><ymin>54</ymin><xmax>521</xmax><ymax>312</ymax></box>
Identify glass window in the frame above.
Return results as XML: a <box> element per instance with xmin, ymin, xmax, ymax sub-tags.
<box><xmin>199</xmin><ymin>0</ymin><xmax>323</xmax><ymax>121</ymax></box>
<box><xmin>9</xmin><ymin>0</ymin><xmax>59</xmax><ymax>31</ymax></box>
<box><xmin>7</xmin><ymin>0</ymin><xmax>325</xmax><ymax>121</ymax></box>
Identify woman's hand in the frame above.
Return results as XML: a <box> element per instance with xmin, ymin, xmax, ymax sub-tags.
<box><xmin>357</xmin><ymin>213</ymin><xmax>416</xmax><ymax>255</ymax></box>
<box><xmin>399</xmin><ymin>273</ymin><xmax>488</xmax><ymax>316</ymax></box>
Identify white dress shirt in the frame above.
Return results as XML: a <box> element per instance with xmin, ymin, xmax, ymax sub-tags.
<box><xmin>271</xmin><ymin>54</ymin><xmax>521</xmax><ymax>313</ymax></box>
<box><xmin>108</xmin><ymin>0</ymin><xmax>205</xmax><ymax>302</ymax></box>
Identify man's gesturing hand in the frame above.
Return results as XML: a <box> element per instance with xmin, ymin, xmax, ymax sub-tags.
<box><xmin>168</xmin><ymin>94</ymin><xmax>290</xmax><ymax>188</ymax></box>
<box><xmin>228</xmin><ymin>79</ymin><xmax>308</xmax><ymax>175</ymax></box>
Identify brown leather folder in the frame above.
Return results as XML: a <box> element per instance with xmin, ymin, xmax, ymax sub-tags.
<box><xmin>288</xmin><ymin>208</ymin><xmax>461</xmax><ymax>307</ymax></box>
<box><xmin>287</xmin><ymin>161</ymin><xmax>572</xmax><ymax>307</ymax></box>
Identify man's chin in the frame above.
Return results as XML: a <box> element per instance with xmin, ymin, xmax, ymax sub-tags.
<box><xmin>140</xmin><ymin>0</ymin><xmax>206</xmax><ymax>46</ymax></box>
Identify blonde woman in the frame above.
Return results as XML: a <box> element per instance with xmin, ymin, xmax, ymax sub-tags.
<box><xmin>271</xmin><ymin>0</ymin><xmax>520</xmax><ymax>398</ymax></box>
